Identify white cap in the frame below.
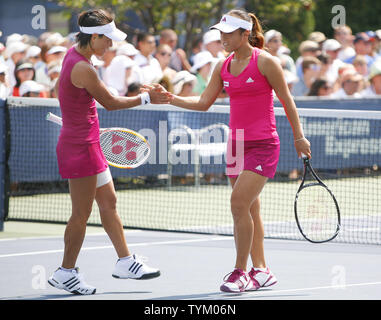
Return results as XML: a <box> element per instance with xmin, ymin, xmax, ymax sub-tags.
<box><xmin>45</xmin><ymin>32</ymin><xmax>66</xmax><ymax>47</ymax></box>
<box><xmin>171</xmin><ymin>70</ymin><xmax>197</xmax><ymax>95</ymax></box>
<box><xmin>6</xmin><ymin>33</ymin><xmax>23</xmax><ymax>46</ymax></box>
<box><xmin>26</xmin><ymin>45</ymin><xmax>41</xmax><ymax>58</ymax></box>
<box><xmin>322</xmin><ymin>39</ymin><xmax>341</xmax><ymax>52</ymax></box>
<box><xmin>210</xmin><ymin>15</ymin><xmax>252</xmax><ymax>33</ymax></box>
<box><xmin>19</xmin><ymin>80</ymin><xmax>44</xmax><ymax>96</ymax></box>
<box><xmin>5</xmin><ymin>41</ymin><xmax>28</xmax><ymax>57</ymax></box>
<box><xmin>47</xmin><ymin>46</ymin><xmax>67</xmax><ymax>55</ymax></box>
<box><xmin>79</xmin><ymin>21</ymin><xmax>127</xmax><ymax>42</ymax></box>
<box><xmin>368</xmin><ymin>60</ymin><xmax>381</xmax><ymax>81</ymax></box>
<box><xmin>203</xmin><ymin>30</ymin><xmax>221</xmax><ymax>45</ymax></box>
<box><xmin>190</xmin><ymin>51</ymin><xmax>214</xmax><ymax>73</ymax></box>
<box><xmin>264</xmin><ymin>29</ymin><xmax>282</xmax><ymax>44</ymax></box>
<box><xmin>116</xmin><ymin>43</ymin><xmax>139</xmax><ymax>56</ymax></box>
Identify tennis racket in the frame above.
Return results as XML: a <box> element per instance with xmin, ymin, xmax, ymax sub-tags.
<box><xmin>294</xmin><ymin>153</ymin><xmax>341</xmax><ymax>243</ymax></box>
<box><xmin>46</xmin><ymin>112</ymin><xmax>150</xmax><ymax>169</ymax></box>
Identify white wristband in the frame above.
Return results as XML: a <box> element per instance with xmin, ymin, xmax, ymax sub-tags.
<box><xmin>140</xmin><ymin>92</ymin><xmax>151</xmax><ymax>105</ymax></box>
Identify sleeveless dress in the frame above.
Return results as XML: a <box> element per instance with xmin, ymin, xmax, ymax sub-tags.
<box><xmin>221</xmin><ymin>47</ymin><xmax>280</xmax><ymax>179</ymax></box>
<box><xmin>56</xmin><ymin>46</ymin><xmax>108</xmax><ymax>179</ymax></box>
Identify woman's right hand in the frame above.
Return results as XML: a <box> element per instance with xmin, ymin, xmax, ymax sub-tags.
<box><xmin>294</xmin><ymin>137</ymin><xmax>311</xmax><ymax>159</ymax></box>
<box><xmin>142</xmin><ymin>84</ymin><xmax>173</xmax><ymax>104</ymax></box>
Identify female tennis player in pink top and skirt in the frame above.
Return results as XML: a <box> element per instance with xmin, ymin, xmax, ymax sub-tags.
<box><xmin>47</xmin><ymin>9</ymin><xmax>171</xmax><ymax>295</ymax></box>
<box><xmin>168</xmin><ymin>9</ymin><xmax>311</xmax><ymax>292</ymax></box>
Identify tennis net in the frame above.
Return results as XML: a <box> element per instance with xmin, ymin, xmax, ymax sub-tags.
<box><xmin>3</xmin><ymin>97</ymin><xmax>381</xmax><ymax>244</ymax></box>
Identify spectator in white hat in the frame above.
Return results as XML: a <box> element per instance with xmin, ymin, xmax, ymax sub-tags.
<box><xmin>4</xmin><ymin>41</ymin><xmax>28</xmax><ymax>87</ymax></box>
<box><xmin>6</xmin><ymin>33</ymin><xmax>23</xmax><ymax>46</ymax></box>
<box><xmin>171</xmin><ymin>70</ymin><xmax>197</xmax><ymax>96</ymax></box>
<box><xmin>155</xmin><ymin>44</ymin><xmax>177</xmax><ymax>81</ymax></box>
<box><xmin>115</xmin><ymin>41</ymin><xmax>143</xmax><ymax>86</ymax></box>
<box><xmin>264</xmin><ymin>29</ymin><xmax>296</xmax><ymax>74</ymax></box>
<box><xmin>12</xmin><ymin>59</ymin><xmax>42</xmax><ymax>97</ymax></box>
<box><xmin>19</xmin><ymin>80</ymin><xmax>44</xmax><ymax>97</ymax></box>
<box><xmin>322</xmin><ymin>39</ymin><xmax>345</xmax><ymax>83</ymax></box>
<box><xmin>46</xmin><ymin>46</ymin><xmax>67</xmax><ymax>61</ymax></box>
<box><xmin>159</xmin><ymin>29</ymin><xmax>191</xmax><ymax>72</ymax></box>
<box><xmin>202</xmin><ymin>29</ymin><xmax>226</xmax><ymax>78</ymax></box>
<box><xmin>330</xmin><ymin>68</ymin><xmax>363</xmax><ymax>98</ymax></box>
<box><xmin>191</xmin><ymin>51</ymin><xmax>214</xmax><ymax>95</ymax></box>
<box><xmin>203</xmin><ymin>29</ymin><xmax>225</xmax><ymax>59</ymax></box>
<box><xmin>360</xmin><ymin>60</ymin><xmax>381</xmax><ymax>97</ymax></box>
<box><xmin>35</xmin><ymin>45</ymin><xmax>66</xmax><ymax>86</ymax></box>
<box><xmin>45</xmin><ymin>32</ymin><xmax>67</xmax><ymax>49</ymax></box>
<box><xmin>26</xmin><ymin>45</ymin><xmax>42</xmax><ymax>67</ymax></box>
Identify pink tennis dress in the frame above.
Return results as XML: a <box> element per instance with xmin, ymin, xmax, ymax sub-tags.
<box><xmin>221</xmin><ymin>47</ymin><xmax>280</xmax><ymax>179</ymax></box>
<box><xmin>56</xmin><ymin>46</ymin><xmax>108</xmax><ymax>179</ymax></box>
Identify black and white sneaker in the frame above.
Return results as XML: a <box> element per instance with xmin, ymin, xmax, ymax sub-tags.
<box><xmin>48</xmin><ymin>267</ymin><xmax>96</xmax><ymax>295</ymax></box>
<box><xmin>112</xmin><ymin>254</ymin><xmax>160</xmax><ymax>280</ymax></box>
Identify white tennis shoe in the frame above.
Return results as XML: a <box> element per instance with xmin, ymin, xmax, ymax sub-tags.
<box><xmin>48</xmin><ymin>267</ymin><xmax>96</xmax><ymax>295</ymax></box>
<box><xmin>248</xmin><ymin>267</ymin><xmax>277</xmax><ymax>288</ymax></box>
<box><xmin>112</xmin><ymin>254</ymin><xmax>160</xmax><ymax>280</ymax></box>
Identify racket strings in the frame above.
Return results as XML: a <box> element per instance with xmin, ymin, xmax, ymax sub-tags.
<box><xmin>100</xmin><ymin>130</ymin><xmax>149</xmax><ymax>168</ymax></box>
<box><xmin>296</xmin><ymin>185</ymin><xmax>339</xmax><ymax>242</ymax></box>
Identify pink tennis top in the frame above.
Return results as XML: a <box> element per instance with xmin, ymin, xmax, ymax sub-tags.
<box><xmin>56</xmin><ymin>46</ymin><xmax>107</xmax><ymax>179</ymax></box>
<box><xmin>58</xmin><ymin>46</ymin><xmax>100</xmax><ymax>144</ymax></box>
<box><xmin>221</xmin><ymin>47</ymin><xmax>278</xmax><ymax>141</ymax></box>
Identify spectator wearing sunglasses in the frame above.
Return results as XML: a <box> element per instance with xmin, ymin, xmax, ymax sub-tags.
<box><xmin>264</xmin><ymin>29</ymin><xmax>296</xmax><ymax>75</ymax></box>
<box><xmin>154</xmin><ymin>44</ymin><xmax>177</xmax><ymax>81</ymax></box>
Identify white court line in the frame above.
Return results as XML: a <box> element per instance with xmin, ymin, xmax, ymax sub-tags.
<box><xmin>239</xmin><ymin>281</ymin><xmax>381</xmax><ymax>298</ymax></box>
<box><xmin>0</xmin><ymin>236</ymin><xmax>230</xmax><ymax>259</ymax></box>
<box><xmin>0</xmin><ymin>230</ymin><xmax>142</xmax><ymax>242</ymax></box>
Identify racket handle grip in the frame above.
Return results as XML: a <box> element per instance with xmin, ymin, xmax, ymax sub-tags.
<box><xmin>301</xmin><ymin>152</ymin><xmax>308</xmax><ymax>159</ymax></box>
<box><xmin>46</xmin><ymin>112</ymin><xmax>63</xmax><ymax>126</ymax></box>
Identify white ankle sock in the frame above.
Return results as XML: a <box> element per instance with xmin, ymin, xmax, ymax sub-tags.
<box><xmin>119</xmin><ymin>255</ymin><xmax>133</xmax><ymax>261</ymax></box>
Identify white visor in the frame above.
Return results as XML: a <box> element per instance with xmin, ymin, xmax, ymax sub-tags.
<box><xmin>79</xmin><ymin>21</ymin><xmax>127</xmax><ymax>41</ymax></box>
<box><xmin>210</xmin><ymin>15</ymin><xmax>252</xmax><ymax>33</ymax></box>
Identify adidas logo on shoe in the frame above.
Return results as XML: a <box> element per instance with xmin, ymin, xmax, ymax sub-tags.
<box><xmin>246</xmin><ymin>77</ymin><xmax>254</xmax><ymax>83</ymax></box>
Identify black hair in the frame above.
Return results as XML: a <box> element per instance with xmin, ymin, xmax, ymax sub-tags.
<box><xmin>76</xmin><ymin>9</ymin><xmax>113</xmax><ymax>48</ymax></box>
<box><xmin>14</xmin><ymin>59</ymin><xmax>36</xmax><ymax>88</ymax></box>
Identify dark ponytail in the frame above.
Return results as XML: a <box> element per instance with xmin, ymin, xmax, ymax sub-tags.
<box><xmin>227</xmin><ymin>9</ymin><xmax>265</xmax><ymax>49</ymax></box>
<box><xmin>76</xmin><ymin>9</ymin><xmax>113</xmax><ymax>48</ymax></box>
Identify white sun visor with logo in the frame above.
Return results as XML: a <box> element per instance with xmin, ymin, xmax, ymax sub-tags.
<box><xmin>79</xmin><ymin>21</ymin><xmax>127</xmax><ymax>41</ymax></box>
<box><xmin>210</xmin><ymin>15</ymin><xmax>253</xmax><ymax>33</ymax></box>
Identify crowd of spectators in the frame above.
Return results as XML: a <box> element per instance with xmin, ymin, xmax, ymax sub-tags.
<box><xmin>1</xmin><ymin>23</ymin><xmax>381</xmax><ymax>101</ymax></box>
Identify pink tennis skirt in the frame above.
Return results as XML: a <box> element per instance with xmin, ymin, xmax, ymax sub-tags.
<box><xmin>226</xmin><ymin>136</ymin><xmax>280</xmax><ymax>179</ymax></box>
<box><xmin>56</xmin><ymin>139</ymin><xmax>108</xmax><ymax>179</ymax></box>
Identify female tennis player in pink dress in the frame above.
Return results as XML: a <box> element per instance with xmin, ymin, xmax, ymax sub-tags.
<box><xmin>48</xmin><ymin>9</ymin><xmax>171</xmax><ymax>295</ymax></box>
<box><xmin>167</xmin><ymin>9</ymin><xmax>311</xmax><ymax>292</ymax></box>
